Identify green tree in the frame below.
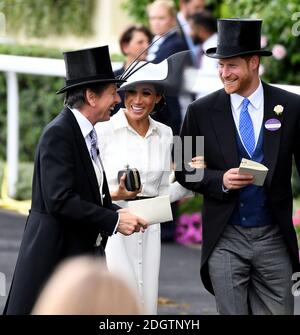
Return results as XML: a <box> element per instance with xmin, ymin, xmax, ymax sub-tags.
<box><xmin>0</xmin><ymin>0</ymin><xmax>95</xmax><ymax>37</ymax></box>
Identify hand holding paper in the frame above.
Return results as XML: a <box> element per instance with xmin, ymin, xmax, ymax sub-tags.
<box><xmin>238</xmin><ymin>158</ymin><xmax>268</xmax><ymax>186</ymax></box>
<box><xmin>127</xmin><ymin>195</ymin><xmax>173</xmax><ymax>225</ymax></box>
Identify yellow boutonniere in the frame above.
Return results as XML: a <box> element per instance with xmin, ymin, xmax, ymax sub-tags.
<box><xmin>274</xmin><ymin>105</ymin><xmax>284</xmax><ymax>116</ymax></box>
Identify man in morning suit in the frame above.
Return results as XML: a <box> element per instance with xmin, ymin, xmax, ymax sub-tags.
<box><xmin>4</xmin><ymin>46</ymin><xmax>148</xmax><ymax>315</ymax></box>
<box><xmin>176</xmin><ymin>19</ymin><xmax>300</xmax><ymax>314</ymax></box>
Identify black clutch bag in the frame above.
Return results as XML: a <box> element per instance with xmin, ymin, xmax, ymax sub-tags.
<box><xmin>117</xmin><ymin>165</ymin><xmax>141</xmax><ymax>191</ymax></box>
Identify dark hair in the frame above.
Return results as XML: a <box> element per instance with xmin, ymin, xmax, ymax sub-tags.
<box><xmin>119</xmin><ymin>25</ymin><xmax>152</xmax><ymax>55</ymax></box>
<box><xmin>64</xmin><ymin>83</ymin><xmax>111</xmax><ymax>108</ymax></box>
<box><xmin>189</xmin><ymin>11</ymin><xmax>217</xmax><ymax>34</ymax></box>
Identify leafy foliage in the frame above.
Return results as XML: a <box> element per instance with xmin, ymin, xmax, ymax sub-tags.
<box><xmin>0</xmin><ymin>160</ymin><xmax>33</xmax><ymax>200</ymax></box>
<box><xmin>224</xmin><ymin>0</ymin><xmax>300</xmax><ymax>84</ymax></box>
<box><xmin>122</xmin><ymin>0</ymin><xmax>222</xmax><ymax>26</ymax></box>
<box><xmin>177</xmin><ymin>194</ymin><xmax>203</xmax><ymax>216</ymax></box>
<box><xmin>0</xmin><ymin>0</ymin><xmax>95</xmax><ymax>37</ymax></box>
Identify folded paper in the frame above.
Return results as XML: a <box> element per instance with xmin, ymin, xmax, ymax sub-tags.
<box><xmin>128</xmin><ymin>195</ymin><xmax>173</xmax><ymax>225</ymax></box>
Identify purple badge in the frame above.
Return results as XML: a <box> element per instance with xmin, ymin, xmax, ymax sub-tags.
<box><xmin>265</xmin><ymin>118</ymin><xmax>281</xmax><ymax>131</ymax></box>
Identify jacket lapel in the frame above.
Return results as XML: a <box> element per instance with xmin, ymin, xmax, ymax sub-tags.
<box><xmin>211</xmin><ymin>90</ymin><xmax>239</xmax><ymax>168</ymax></box>
<box><xmin>62</xmin><ymin>108</ymin><xmax>102</xmax><ymax>204</ymax></box>
<box><xmin>262</xmin><ymin>82</ymin><xmax>284</xmax><ymax>185</ymax></box>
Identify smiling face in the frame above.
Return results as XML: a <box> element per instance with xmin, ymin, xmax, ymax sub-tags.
<box><xmin>124</xmin><ymin>84</ymin><xmax>162</xmax><ymax>123</ymax></box>
<box><xmin>218</xmin><ymin>55</ymin><xmax>260</xmax><ymax>96</ymax></box>
<box><xmin>86</xmin><ymin>84</ymin><xmax>121</xmax><ymax>124</ymax></box>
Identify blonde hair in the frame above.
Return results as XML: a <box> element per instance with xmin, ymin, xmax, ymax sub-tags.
<box><xmin>147</xmin><ymin>0</ymin><xmax>177</xmax><ymax>17</ymax></box>
<box><xmin>32</xmin><ymin>256</ymin><xmax>142</xmax><ymax>315</ymax></box>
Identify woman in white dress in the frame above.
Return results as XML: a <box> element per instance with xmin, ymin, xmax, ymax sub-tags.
<box><xmin>95</xmin><ymin>54</ymin><xmax>202</xmax><ymax>314</ymax></box>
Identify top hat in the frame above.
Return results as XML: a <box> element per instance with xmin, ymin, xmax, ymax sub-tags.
<box><xmin>118</xmin><ymin>50</ymin><xmax>193</xmax><ymax>96</ymax></box>
<box><xmin>57</xmin><ymin>45</ymin><xmax>125</xmax><ymax>94</ymax></box>
<box><xmin>205</xmin><ymin>19</ymin><xmax>272</xmax><ymax>59</ymax></box>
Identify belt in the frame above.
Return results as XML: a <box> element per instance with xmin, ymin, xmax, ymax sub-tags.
<box><xmin>126</xmin><ymin>196</ymin><xmax>154</xmax><ymax>202</ymax></box>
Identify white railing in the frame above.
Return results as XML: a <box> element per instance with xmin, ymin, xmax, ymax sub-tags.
<box><xmin>0</xmin><ymin>54</ymin><xmax>299</xmax><ymax>197</ymax></box>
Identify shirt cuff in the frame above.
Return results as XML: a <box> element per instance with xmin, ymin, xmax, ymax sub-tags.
<box><xmin>112</xmin><ymin>213</ymin><xmax>120</xmax><ymax>234</ymax></box>
<box><xmin>222</xmin><ymin>184</ymin><xmax>229</xmax><ymax>193</ymax></box>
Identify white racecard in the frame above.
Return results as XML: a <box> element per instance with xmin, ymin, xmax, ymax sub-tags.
<box><xmin>128</xmin><ymin>195</ymin><xmax>173</xmax><ymax>225</ymax></box>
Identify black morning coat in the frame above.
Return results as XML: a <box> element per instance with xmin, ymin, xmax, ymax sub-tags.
<box><xmin>4</xmin><ymin>107</ymin><xmax>119</xmax><ymax>314</ymax></box>
<box><xmin>176</xmin><ymin>82</ymin><xmax>300</xmax><ymax>294</ymax></box>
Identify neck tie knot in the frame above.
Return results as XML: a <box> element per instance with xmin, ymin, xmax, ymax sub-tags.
<box><xmin>242</xmin><ymin>97</ymin><xmax>250</xmax><ymax>109</ymax></box>
<box><xmin>89</xmin><ymin>128</ymin><xmax>98</xmax><ymax>161</ymax></box>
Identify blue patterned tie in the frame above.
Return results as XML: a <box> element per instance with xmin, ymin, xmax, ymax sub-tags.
<box><xmin>89</xmin><ymin>128</ymin><xmax>98</xmax><ymax>162</ymax></box>
<box><xmin>239</xmin><ymin>98</ymin><xmax>255</xmax><ymax>157</ymax></box>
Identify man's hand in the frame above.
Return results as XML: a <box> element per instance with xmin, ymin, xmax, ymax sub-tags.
<box><xmin>117</xmin><ymin>208</ymin><xmax>148</xmax><ymax>235</ymax></box>
<box><xmin>223</xmin><ymin>168</ymin><xmax>254</xmax><ymax>190</ymax></box>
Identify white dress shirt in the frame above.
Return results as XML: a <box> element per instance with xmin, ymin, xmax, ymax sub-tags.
<box><xmin>95</xmin><ymin>109</ymin><xmax>191</xmax><ymax>314</ymax></box>
<box><xmin>230</xmin><ymin>80</ymin><xmax>264</xmax><ymax>149</ymax></box>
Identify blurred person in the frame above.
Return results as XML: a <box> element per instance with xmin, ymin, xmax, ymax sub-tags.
<box><xmin>3</xmin><ymin>46</ymin><xmax>148</xmax><ymax>315</ymax></box>
<box><xmin>113</xmin><ymin>25</ymin><xmax>152</xmax><ymax>114</ymax></box>
<box><xmin>115</xmin><ymin>25</ymin><xmax>152</xmax><ymax>77</ymax></box>
<box><xmin>176</xmin><ymin>19</ymin><xmax>300</xmax><ymax>315</ymax></box>
<box><xmin>188</xmin><ymin>11</ymin><xmax>219</xmax><ymax>99</ymax></box>
<box><xmin>32</xmin><ymin>256</ymin><xmax>142</xmax><ymax>315</ymax></box>
<box><xmin>95</xmin><ymin>52</ymin><xmax>198</xmax><ymax>314</ymax></box>
<box><xmin>177</xmin><ymin>0</ymin><xmax>206</xmax><ymax>66</ymax></box>
<box><xmin>147</xmin><ymin>0</ymin><xmax>188</xmax><ymax>64</ymax></box>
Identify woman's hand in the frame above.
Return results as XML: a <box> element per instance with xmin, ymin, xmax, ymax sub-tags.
<box><xmin>188</xmin><ymin>156</ymin><xmax>206</xmax><ymax>169</ymax></box>
<box><xmin>111</xmin><ymin>173</ymin><xmax>142</xmax><ymax>201</ymax></box>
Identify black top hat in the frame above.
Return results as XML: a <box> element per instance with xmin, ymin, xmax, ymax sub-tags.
<box><xmin>205</xmin><ymin>19</ymin><xmax>272</xmax><ymax>59</ymax></box>
<box><xmin>57</xmin><ymin>45</ymin><xmax>125</xmax><ymax>94</ymax></box>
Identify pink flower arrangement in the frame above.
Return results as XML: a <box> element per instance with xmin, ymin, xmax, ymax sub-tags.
<box><xmin>272</xmin><ymin>44</ymin><xmax>287</xmax><ymax>60</ymax></box>
<box><xmin>293</xmin><ymin>208</ymin><xmax>300</xmax><ymax>226</ymax></box>
<box><xmin>175</xmin><ymin>212</ymin><xmax>202</xmax><ymax>245</ymax></box>
<box><xmin>292</xmin><ymin>209</ymin><xmax>300</xmax><ymax>255</ymax></box>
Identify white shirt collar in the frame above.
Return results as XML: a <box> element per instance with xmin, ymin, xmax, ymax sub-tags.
<box><xmin>230</xmin><ymin>80</ymin><xmax>263</xmax><ymax>111</ymax></box>
<box><xmin>111</xmin><ymin>108</ymin><xmax>159</xmax><ymax>137</ymax></box>
<box><xmin>69</xmin><ymin>106</ymin><xmax>94</xmax><ymax>138</ymax></box>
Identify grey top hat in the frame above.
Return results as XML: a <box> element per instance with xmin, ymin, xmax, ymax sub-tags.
<box><xmin>205</xmin><ymin>19</ymin><xmax>272</xmax><ymax>59</ymax></box>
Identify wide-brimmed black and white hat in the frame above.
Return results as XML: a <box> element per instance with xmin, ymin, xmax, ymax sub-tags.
<box><xmin>57</xmin><ymin>45</ymin><xmax>125</xmax><ymax>94</ymax></box>
<box><xmin>205</xmin><ymin>19</ymin><xmax>272</xmax><ymax>59</ymax></box>
<box><xmin>118</xmin><ymin>50</ymin><xmax>193</xmax><ymax>96</ymax></box>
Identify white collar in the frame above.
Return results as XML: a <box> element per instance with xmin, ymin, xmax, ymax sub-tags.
<box><xmin>111</xmin><ymin>109</ymin><xmax>159</xmax><ymax>136</ymax></box>
<box><xmin>69</xmin><ymin>107</ymin><xmax>94</xmax><ymax>138</ymax></box>
<box><xmin>230</xmin><ymin>80</ymin><xmax>264</xmax><ymax>110</ymax></box>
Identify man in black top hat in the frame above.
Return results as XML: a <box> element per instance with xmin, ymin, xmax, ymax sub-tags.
<box><xmin>4</xmin><ymin>45</ymin><xmax>148</xmax><ymax>315</ymax></box>
<box><xmin>176</xmin><ymin>19</ymin><xmax>300</xmax><ymax>314</ymax></box>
